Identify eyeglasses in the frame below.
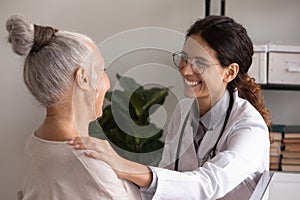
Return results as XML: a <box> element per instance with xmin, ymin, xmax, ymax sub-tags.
<box><xmin>172</xmin><ymin>51</ymin><xmax>219</xmax><ymax>75</ymax></box>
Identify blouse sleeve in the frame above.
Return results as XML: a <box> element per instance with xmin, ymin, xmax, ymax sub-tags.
<box><xmin>75</xmin><ymin>150</ymin><xmax>141</xmax><ymax>200</ymax></box>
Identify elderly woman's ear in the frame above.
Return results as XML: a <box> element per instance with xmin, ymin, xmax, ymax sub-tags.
<box><xmin>74</xmin><ymin>67</ymin><xmax>91</xmax><ymax>91</ymax></box>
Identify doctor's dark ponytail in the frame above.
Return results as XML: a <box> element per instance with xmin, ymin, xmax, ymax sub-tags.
<box><xmin>186</xmin><ymin>15</ymin><xmax>271</xmax><ymax>128</ymax></box>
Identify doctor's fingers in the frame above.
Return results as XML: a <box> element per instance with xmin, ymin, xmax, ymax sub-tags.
<box><xmin>84</xmin><ymin>150</ymin><xmax>106</xmax><ymax>161</ymax></box>
<box><xmin>80</xmin><ymin>140</ymin><xmax>118</xmax><ymax>164</ymax></box>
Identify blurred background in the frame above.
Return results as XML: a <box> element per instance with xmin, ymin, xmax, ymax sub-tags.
<box><xmin>1</xmin><ymin>0</ymin><xmax>300</xmax><ymax>199</ymax></box>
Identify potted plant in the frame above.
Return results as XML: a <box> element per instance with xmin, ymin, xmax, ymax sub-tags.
<box><xmin>90</xmin><ymin>74</ymin><xmax>169</xmax><ymax>166</ymax></box>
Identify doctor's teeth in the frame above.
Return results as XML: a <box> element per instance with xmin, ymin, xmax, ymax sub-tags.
<box><xmin>185</xmin><ymin>79</ymin><xmax>200</xmax><ymax>86</ymax></box>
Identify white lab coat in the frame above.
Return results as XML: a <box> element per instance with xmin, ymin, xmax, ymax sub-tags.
<box><xmin>142</xmin><ymin>90</ymin><xmax>270</xmax><ymax>200</ymax></box>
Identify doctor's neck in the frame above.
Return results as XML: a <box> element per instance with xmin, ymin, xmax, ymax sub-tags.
<box><xmin>196</xmin><ymin>90</ymin><xmax>225</xmax><ymax>117</ymax></box>
<box><xmin>197</xmin><ymin>97</ymin><xmax>211</xmax><ymax>117</ymax></box>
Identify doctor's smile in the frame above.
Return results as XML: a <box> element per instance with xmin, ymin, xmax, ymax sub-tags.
<box><xmin>184</xmin><ymin>79</ymin><xmax>202</xmax><ymax>87</ymax></box>
<box><xmin>183</xmin><ymin>76</ymin><xmax>206</xmax><ymax>98</ymax></box>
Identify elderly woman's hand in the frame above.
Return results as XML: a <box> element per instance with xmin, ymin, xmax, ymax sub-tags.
<box><xmin>68</xmin><ymin>137</ymin><xmax>152</xmax><ymax>187</ymax></box>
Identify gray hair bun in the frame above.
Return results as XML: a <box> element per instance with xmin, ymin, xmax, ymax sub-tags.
<box><xmin>6</xmin><ymin>15</ymin><xmax>34</xmax><ymax>56</ymax></box>
<box><xmin>6</xmin><ymin>15</ymin><xmax>58</xmax><ymax>56</ymax></box>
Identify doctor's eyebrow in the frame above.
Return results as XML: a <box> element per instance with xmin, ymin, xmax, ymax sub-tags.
<box><xmin>182</xmin><ymin>51</ymin><xmax>210</xmax><ymax>63</ymax></box>
<box><xmin>195</xmin><ymin>56</ymin><xmax>209</xmax><ymax>62</ymax></box>
<box><xmin>181</xmin><ymin>51</ymin><xmax>209</xmax><ymax>63</ymax></box>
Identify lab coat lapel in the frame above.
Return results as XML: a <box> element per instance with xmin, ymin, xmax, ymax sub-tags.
<box><xmin>178</xmin><ymin>103</ymin><xmax>199</xmax><ymax>171</ymax></box>
<box><xmin>197</xmin><ymin>90</ymin><xmax>230</xmax><ymax>166</ymax></box>
<box><xmin>159</xmin><ymin>98</ymin><xmax>195</xmax><ymax>170</ymax></box>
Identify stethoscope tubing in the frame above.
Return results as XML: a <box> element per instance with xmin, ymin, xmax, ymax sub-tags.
<box><xmin>174</xmin><ymin>92</ymin><xmax>234</xmax><ymax>171</ymax></box>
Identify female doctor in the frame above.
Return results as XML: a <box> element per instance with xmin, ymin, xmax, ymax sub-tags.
<box><xmin>69</xmin><ymin>15</ymin><xmax>271</xmax><ymax>199</ymax></box>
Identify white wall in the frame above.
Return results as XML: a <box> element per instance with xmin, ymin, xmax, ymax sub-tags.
<box><xmin>224</xmin><ymin>0</ymin><xmax>300</xmax><ymax>125</ymax></box>
<box><xmin>0</xmin><ymin>0</ymin><xmax>299</xmax><ymax>199</ymax></box>
<box><xmin>227</xmin><ymin>0</ymin><xmax>300</xmax><ymax>44</ymax></box>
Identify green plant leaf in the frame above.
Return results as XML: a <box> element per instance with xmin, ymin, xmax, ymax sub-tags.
<box><xmin>141</xmin><ymin>140</ymin><xmax>164</xmax><ymax>153</ymax></box>
<box><xmin>93</xmin><ymin>74</ymin><xmax>169</xmax><ymax>165</ymax></box>
<box><xmin>98</xmin><ymin>105</ymin><xmax>116</xmax><ymax>132</ymax></box>
<box><xmin>129</xmin><ymin>90</ymin><xmax>146</xmax><ymax>118</ymax></box>
<box><xmin>110</xmin><ymin>90</ymin><xmax>131</xmax><ymax>113</ymax></box>
<box><xmin>132</xmin><ymin>123</ymin><xmax>162</xmax><ymax>139</ymax></box>
<box><xmin>105</xmin><ymin>91</ymin><xmax>113</xmax><ymax>101</ymax></box>
<box><xmin>139</xmin><ymin>88</ymin><xmax>169</xmax><ymax>111</ymax></box>
<box><xmin>116</xmin><ymin>73</ymin><xmax>143</xmax><ymax>92</ymax></box>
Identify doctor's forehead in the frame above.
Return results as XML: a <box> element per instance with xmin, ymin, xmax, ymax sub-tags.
<box><xmin>183</xmin><ymin>36</ymin><xmax>214</xmax><ymax>61</ymax></box>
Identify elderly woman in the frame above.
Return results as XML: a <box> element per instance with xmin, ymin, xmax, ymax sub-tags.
<box><xmin>6</xmin><ymin>15</ymin><xmax>141</xmax><ymax>200</ymax></box>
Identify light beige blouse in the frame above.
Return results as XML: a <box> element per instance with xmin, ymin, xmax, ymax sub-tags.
<box><xmin>20</xmin><ymin>133</ymin><xmax>141</xmax><ymax>200</ymax></box>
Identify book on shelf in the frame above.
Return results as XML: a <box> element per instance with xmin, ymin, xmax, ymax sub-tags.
<box><xmin>270</xmin><ymin>140</ymin><xmax>282</xmax><ymax>148</ymax></box>
<box><xmin>282</xmin><ymin>151</ymin><xmax>300</xmax><ymax>159</ymax></box>
<box><xmin>281</xmin><ymin>158</ymin><xmax>300</xmax><ymax>165</ymax></box>
<box><xmin>284</xmin><ymin>125</ymin><xmax>300</xmax><ymax>139</ymax></box>
<box><xmin>270</xmin><ymin>155</ymin><xmax>281</xmax><ymax>163</ymax></box>
<box><xmin>283</xmin><ymin>139</ymin><xmax>300</xmax><ymax>143</ymax></box>
<box><xmin>270</xmin><ymin>146</ymin><xmax>281</xmax><ymax>156</ymax></box>
<box><xmin>269</xmin><ymin>162</ymin><xmax>280</xmax><ymax>171</ymax></box>
<box><xmin>269</xmin><ymin>125</ymin><xmax>285</xmax><ymax>171</ymax></box>
<box><xmin>284</xmin><ymin>143</ymin><xmax>300</xmax><ymax>152</ymax></box>
<box><xmin>282</xmin><ymin>125</ymin><xmax>300</xmax><ymax>153</ymax></box>
<box><xmin>269</xmin><ymin>148</ymin><xmax>281</xmax><ymax>171</ymax></box>
<box><xmin>281</xmin><ymin>164</ymin><xmax>300</xmax><ymax>172</ymax></box>
<box><xmin>284</xmin><ymin>133</ymin><xmax>300</xmax><ymax>140</ymax></box>
<box><xmin>270</xmin><ymin>131</ymin><xmax>283</xmax><ymax>142</ymax></box>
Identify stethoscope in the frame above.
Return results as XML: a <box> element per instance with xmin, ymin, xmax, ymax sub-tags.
<box><xmin>174</xmin><ymin>91</ymin><xmax>234</xmax><ymax>171</ymax></box>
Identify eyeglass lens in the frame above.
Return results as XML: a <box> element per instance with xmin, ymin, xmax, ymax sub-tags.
<box><xmin>172</xmin><ymin>52</ymin><xmax>206</xmax><ymax>74</ymax></box>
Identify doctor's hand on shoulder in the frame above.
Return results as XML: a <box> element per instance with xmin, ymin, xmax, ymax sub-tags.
<box><xmin>69</xmin><ymin>136</ymin><xmax>153</xmax><ymax>187</ymax></box>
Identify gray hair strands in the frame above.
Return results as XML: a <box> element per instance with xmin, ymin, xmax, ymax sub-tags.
<box><xmin>6</xmin><ymin>14</ymin><xmax>94</xmax><ymax>107</ymax></box>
